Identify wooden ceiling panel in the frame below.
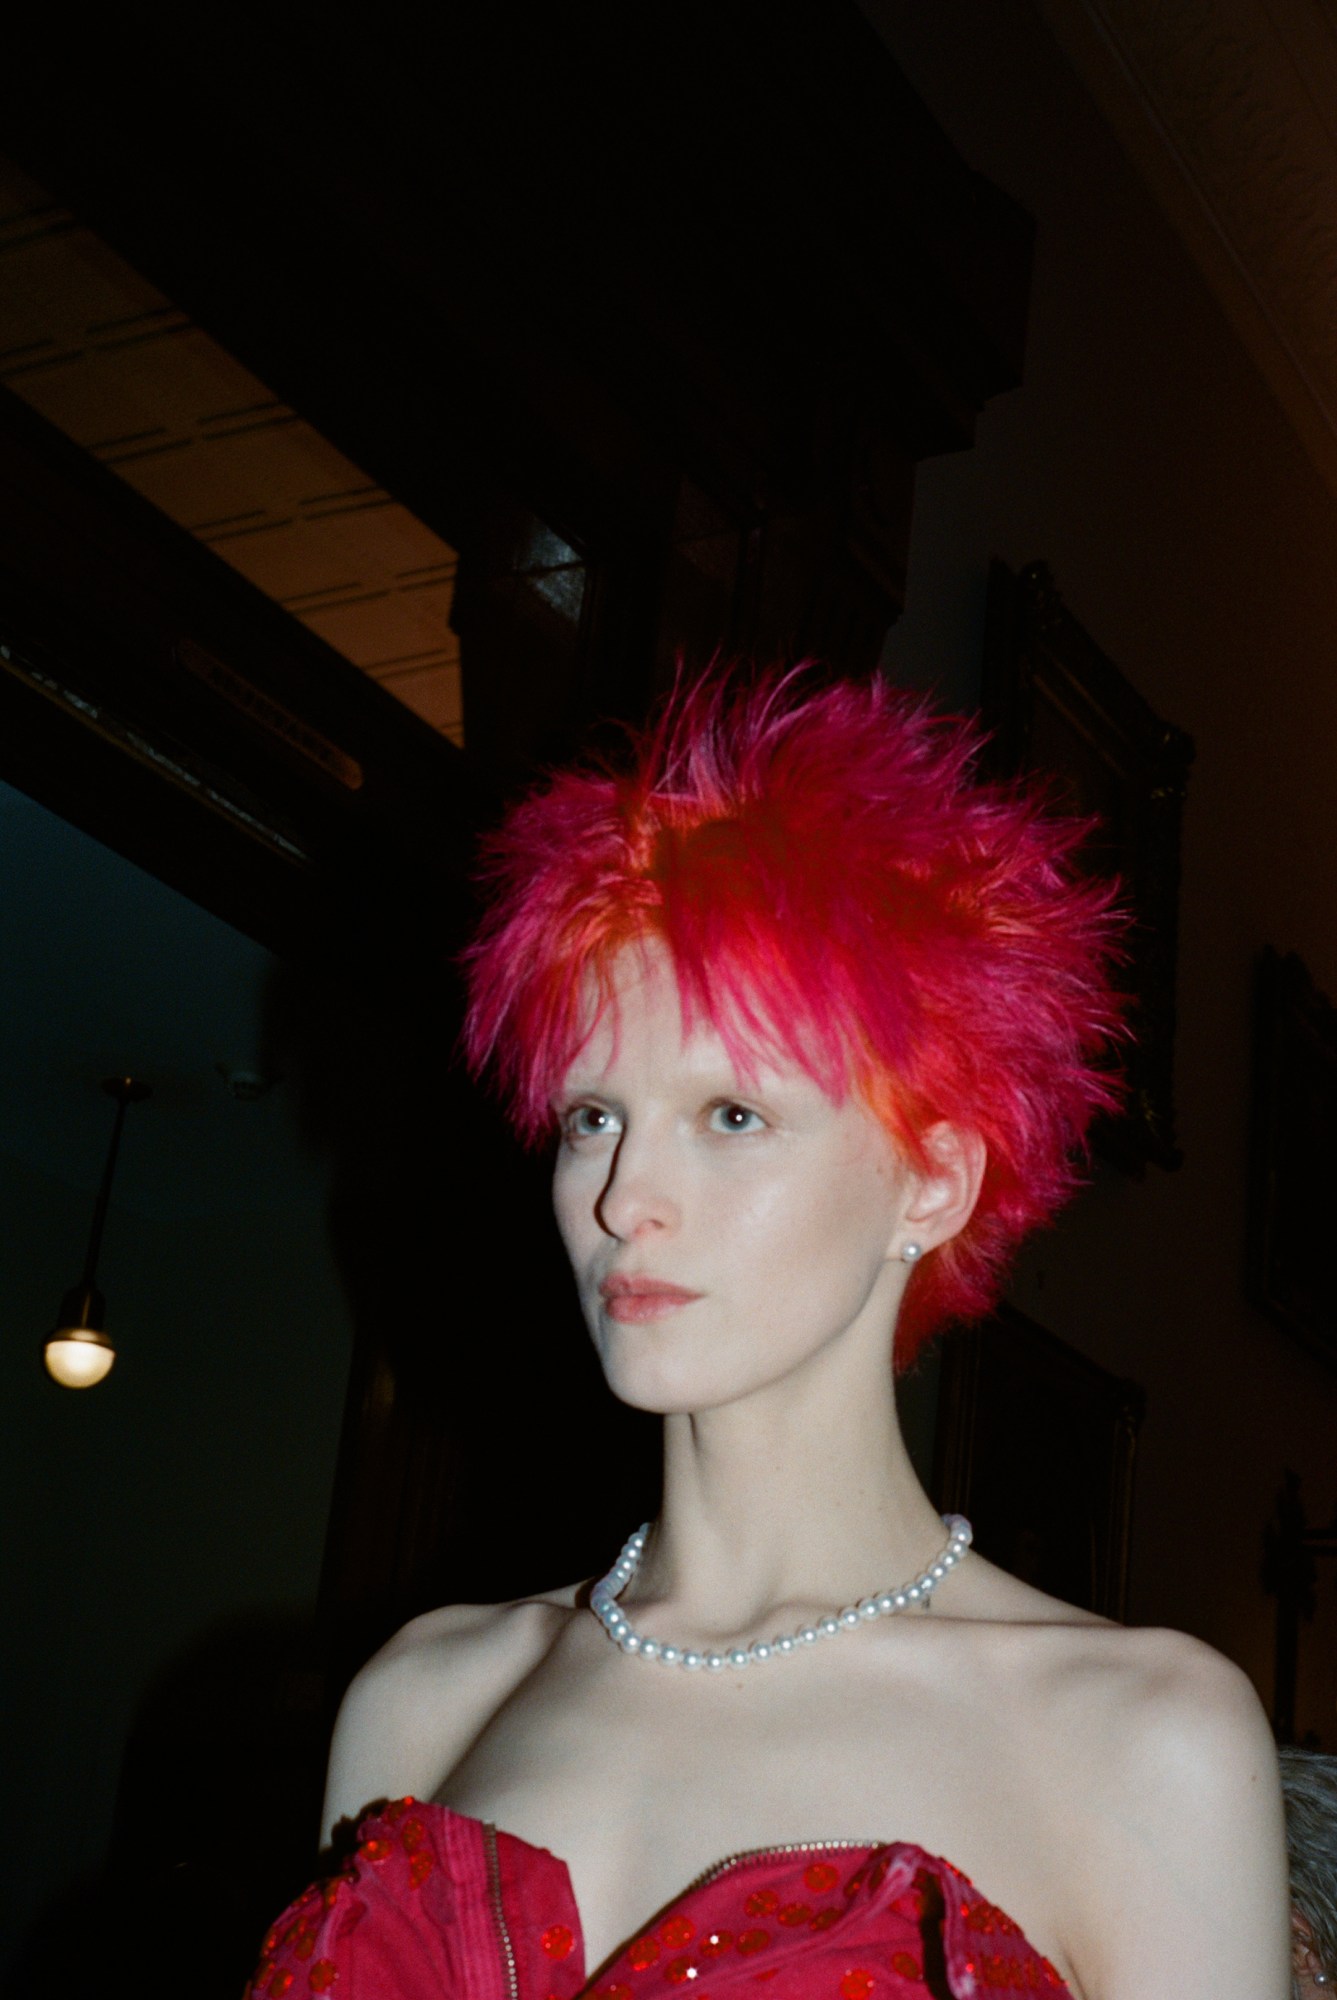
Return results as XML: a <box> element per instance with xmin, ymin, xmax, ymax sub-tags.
<box><xmin>0</xmin><ymin>156</ymin><xmax>465</xmax><ymax>743</ymax></box>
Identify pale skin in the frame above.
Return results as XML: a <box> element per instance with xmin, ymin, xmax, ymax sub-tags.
<box><xmin>324</xmin><ymin>946</ymin><xmax>1291</xmax><ymax>1999</ymax></box>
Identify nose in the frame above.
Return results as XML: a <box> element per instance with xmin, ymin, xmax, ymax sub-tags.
<box><xmin>594</xmin><ymin>1128</ymin><xmax>681</xmax><ymax>1241</ymax></box>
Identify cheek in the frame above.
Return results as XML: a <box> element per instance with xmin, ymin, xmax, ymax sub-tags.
<box><xmin>551</xmin><ymin>1156</ymin><xmax>591</xmax><ymax>1262</ymax></box>
<box><xmin>731</xmin><ymin>1143</ymin><xmax>901</xmax><ymax>1292</ymax></box>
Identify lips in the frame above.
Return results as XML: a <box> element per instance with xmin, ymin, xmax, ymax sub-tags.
<box><xmin>599</xmin><ymin>1273</ymin><xmax>703</xmax><ymax>1323</ymax></box>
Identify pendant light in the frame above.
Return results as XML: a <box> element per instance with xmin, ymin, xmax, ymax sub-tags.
<box><xmin>44</xmin><ymin>1076</ymin><xmax>151</xmax><ymax>1388</ymax></box>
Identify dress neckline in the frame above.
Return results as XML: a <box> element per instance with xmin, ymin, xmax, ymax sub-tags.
<box><xmin>415</xmin><ymin>1796</ymin><xmax>1073</xmax><ymax>1995</ymax></box>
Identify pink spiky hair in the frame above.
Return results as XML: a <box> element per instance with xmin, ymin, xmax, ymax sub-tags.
<box><xmin>463</xmin><ymin>667</ymin><xmax>1125</xmax><ymax>1364</ymax></box>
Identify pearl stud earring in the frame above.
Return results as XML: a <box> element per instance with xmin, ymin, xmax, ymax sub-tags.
<box><xmin>901</xmin><ymin>1242</ymin><xmax>923</xmax><ymax>1263</ymax></box>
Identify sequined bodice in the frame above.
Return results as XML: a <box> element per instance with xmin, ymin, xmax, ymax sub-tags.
<box><xmin>249</xmin><ymin>1799</ymin><xmax>1070</xmax><ymax>1999</ymax></box>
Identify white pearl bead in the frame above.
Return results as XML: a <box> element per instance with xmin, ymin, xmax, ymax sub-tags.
<box><xmin>591</xmin><ymin>1513</ymin><xmax>971</xmax><ymax>1669</ymax></box>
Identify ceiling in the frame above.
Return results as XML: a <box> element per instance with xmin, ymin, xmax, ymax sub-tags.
<box><xmin>0</xmin><ymin>154</ymin><xmax>465</xmax><ymax>745</ymax></box>
<box><xmin>1037</xmin><ymin>0</ymin><xmax>1337</xmax><ymax>499</ymax></box>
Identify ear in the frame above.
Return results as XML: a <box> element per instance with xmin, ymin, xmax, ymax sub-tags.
<box><xmin>893</xmin><ymin>1121</ymin><xmax>986</xmax><ymax>1258</ymax></box>
<box><xmin>1293</xmin><ymin>1908</ymin><xmax>1329</xmax><ymax>1988</ymax></box>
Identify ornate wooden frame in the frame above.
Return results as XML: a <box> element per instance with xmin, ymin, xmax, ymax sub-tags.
<box><xmin>982</xmin><ymin>559</ymin><xmax>1194</xmax><ymax>1174</ymax></box>
<box><xmin>932</xmin><ymin>1303</ymin><xmax>1144</xmax><ymax>1620</ymax></box>
<box><xmin>1247</xmin><ymin>947</ymin><xmax>1337</xmax><ymax>1370</ymax></box>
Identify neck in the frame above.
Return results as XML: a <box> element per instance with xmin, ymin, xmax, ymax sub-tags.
<box><xmin>630</xmin><ymin>1339</ymin><xmax>947</xmax><ymax>1649</ymax></box>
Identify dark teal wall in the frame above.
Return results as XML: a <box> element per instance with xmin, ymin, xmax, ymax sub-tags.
<box><xmin>0</xmin><ymin>789</ymin><xmax>351</xmax><ymax>1977</ymax></box>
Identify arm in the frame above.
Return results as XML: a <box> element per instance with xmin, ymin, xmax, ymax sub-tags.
<box><xmin>1067</xmin><ymin>1631</ymin><xmax>1290</xmax><ymax>2000</ymax></box>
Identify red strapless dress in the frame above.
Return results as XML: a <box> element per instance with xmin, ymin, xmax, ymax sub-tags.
<box><xmin>248</xmin><ymin>1799</ymin><xmax>1070</xmax><ymax>2000</ymax></box>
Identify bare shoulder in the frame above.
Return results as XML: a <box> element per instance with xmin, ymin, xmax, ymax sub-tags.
<box><xmin>1061</xmin><ymin>1621</ymin><xmax>1276</xmax><ymax>1775</ymax></box>
<box><xmin>1046</xmin><ymin>1625</ymin><xmax>1290</xmax><ymax>1998</ymax></box>
<box><xmin>320</xmin><ymin>1586</ymin><xmax>577</xmax><ymax>1847</ymax></box>
<box><xmin>1022</xmin><ymin>1619</ymin><xmax>1281</xmax><ymax>1849</ymax></box>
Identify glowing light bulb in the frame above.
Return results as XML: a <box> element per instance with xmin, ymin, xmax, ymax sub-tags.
<box><xmin>44</xmin><ymin>1328</ymin><xmax>115</xmax><ymax>1388</ymax></box>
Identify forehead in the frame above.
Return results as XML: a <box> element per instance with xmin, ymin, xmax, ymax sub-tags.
<box><xmin>561</xmin><ymin>944</ymin><xmax>727</xmax><ymax>1083</ymax></box>
<box><xmin>556</xmin><ymin>941</ymin><xmax>832</xmax><ymax>1100</ymax></box>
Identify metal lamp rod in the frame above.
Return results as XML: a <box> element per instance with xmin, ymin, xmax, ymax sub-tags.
<box><xmin>80</xmin><ymin>1078</ymin><xmax>150</xmax><ymax>1291</ymax></box>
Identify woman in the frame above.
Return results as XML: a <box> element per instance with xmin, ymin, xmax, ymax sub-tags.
<box><xmin>1281</xmin><ymin>1746</ymin><xmax>1337</xmax><ymax>1994</ymax></box>
<box><xmin>253</xmin><ymin>672</ymin><xmax>1288</xmax><ymax>1999</ymax></box>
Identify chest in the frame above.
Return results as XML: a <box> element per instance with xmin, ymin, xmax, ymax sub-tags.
<box><xmin>436</xmin><ymin>1643</ymin><xmax>1058</xmax><ymax>1979</ymax></box>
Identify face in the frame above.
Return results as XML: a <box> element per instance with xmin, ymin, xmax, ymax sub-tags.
<box><xmin>551</xmin><ymin>945</ymin><xmax>919</xmax><ymax>1414</ymax></box>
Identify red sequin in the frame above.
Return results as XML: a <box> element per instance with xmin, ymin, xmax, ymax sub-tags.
<box><xmin>309</xmin><ymin>1963</ymin><xmax>339</xmax><ymax>1992</ymax></box>
<box><xmin>358</xmin><ymin>1836</ymin><xmax>392</xmax><ymax>1864</ymax></box>
<box><xmin>737</xmin><ymin>1930</ymin><xmax>771</xmax><ymax>1956</ymax></box>
<box><xmin>628</xmin><ymin>1936</ymin><xmax>661</xmax><ymax>1970</ymax></box>
<box><xmin>596</xmin><ymin>1985</ymin><xmax>632</xmax><ymax>2000</ymax></box>
<box><xmin>543</xmin><ymin>1925</ymin><xmax>576</xmax><ymax>1961</ymax></box>
<box><xmin>890</xmin><ymin>1953</ymin><xmax>920</xmax><ymax>1980</ymax></box>
<box><xmin>778</xmin><ymin>1903</ymin><xmax>812</xmax><ymax>1927</ymax></box>
<box><xmin>701</xmin><ymin>1930</ymin><xmax>734</xmax><ymax>1957</ymax></box>
<box><xmin>840</xmin><ymin>1972</ymin><xmax>875</xmax><ymax>2000</ymax></box>
<box><xmin>744</xmin><ymin>1889</ymin><xmax>779</xmax><ymax>1917</ymax></box>
<box><xmin>385</xmin><ymin>1798</ymin><xmax>412</xmax><ymax>1821</ymax></box>
<box><xmin>665</xmin><ymin>1956</ymin><xmax>697</xmax><ymax>1984</ymax></box>
<box><xmin>269</xmin><ymin>1974</ymin><xmax>295</xmax><ymax>1998</ymax></box>
<box><xmin>334</xmin><ymin>1901</ymin><xmax>366</xmax><ymax>1941</ymax></box>
<box><xmin>804</xmin><ymin>1862</ymin><xmax>839</xmax><ymax>1893</ymax></box>
<box><xmin>401</xmin><ymin>1818</ymin><xmax>426</xmax><ymax>1853</ymax></box>
<box><xmin>964</xmin><ymin>1900</ymin><xmax>1021</xmax><ymax>1939</ymax></box>
<box><xmin>408</xmin><ymin>1851</ymin><xmax>435</xmax><ymax>1888</ymax></box>
<box><xmin>867</xmin><ymin>1858</ymin><xmax>889</xmax><ymax>1892</ymax></box>
<box><xmin>811</xmin><ymin>1910</ymin><xmax>840</xmax><ymax>1932</ymax></box>
<box><xmin>660</xmin><ymin>1916</ymin><xmax>696</xmax><ymax>1949</ymax></box>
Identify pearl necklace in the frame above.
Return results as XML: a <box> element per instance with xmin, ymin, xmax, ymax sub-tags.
<box><xmin>590</xmin><ymin>1513</ymin><xmax>973</xmax><ymax>1671</ymax></box>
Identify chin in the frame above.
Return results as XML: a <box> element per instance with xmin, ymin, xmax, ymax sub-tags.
<box><xmin>593</xmin><ymin>1330</ymin><xmax>786</xmax><ymax>1417</ymax></box>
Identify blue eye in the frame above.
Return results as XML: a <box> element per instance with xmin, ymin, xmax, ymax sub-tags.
<box><xmin>708</xmin><ymin>1101</ymin><xmax>764</xmax><ymax>1134</ymax></box>
<box><xmin>562</xmin><ymin>1103</ymin><xmax>620</xmax><ymax>1140</ymax></box>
